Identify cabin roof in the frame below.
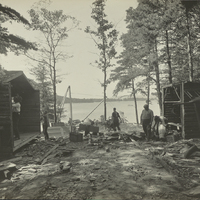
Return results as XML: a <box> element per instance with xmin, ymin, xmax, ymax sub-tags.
<box><xmin>162</xmin><ymin>81</ymin><xmax>200</xmax><ymax>89</ymax></box>
<box><xmin>2</xmin><ymin>70</ymin><xmax>36</xmax><ymax>91</ymax></box>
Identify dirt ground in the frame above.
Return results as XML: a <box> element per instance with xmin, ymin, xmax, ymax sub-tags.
<box><xmin>0</xmin><ymin>123</ymin><xmax>200</xmax><ymax>200</ymax></box>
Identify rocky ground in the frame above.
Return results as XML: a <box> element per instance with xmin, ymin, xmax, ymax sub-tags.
<box><xmin>0</xmin><ymin>123</ymin><xmax>200</xmax><ymax>200</ymax></box>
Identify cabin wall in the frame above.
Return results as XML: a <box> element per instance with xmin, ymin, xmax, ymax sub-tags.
<box><xmin>163</xmin><ymin>82</ymin><xmax>200</xmax><ymax>139</ymax></box>
<box><xmin>0</xmin><ymin>83</ymin><xmax>13</xmax><ymax>158</ymax></box>
<box><xmin>184</xmin><ymin>82</ymin><xmax>200</xmax><ymax>139</ymax></box>
<box><xmin>163</xmin><ymin>87</ymin><xmax>181</xmax><ymax>124</ymax></box>
<box><xmin>19</xmin><ymin>90</ymin><xmax>40</xmax><ymax>133</ymax></box>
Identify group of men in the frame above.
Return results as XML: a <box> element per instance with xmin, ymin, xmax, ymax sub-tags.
<box><xmin>111</xmin><ymin>104</ymin><xmax>154</xmax><ymax>140</ymax></box>
<box><xmin>12</xmin><ymin>99</ymin><xmax>153</xmax><ymax>141</ymax></box>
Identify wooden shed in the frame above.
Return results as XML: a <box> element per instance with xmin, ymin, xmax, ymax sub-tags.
<box><xmin>162</xmin><ymin>82</ymin><xmax>200</xmax><ymax>139</ymax></box>
<box><xmin>0</xmin><ymin>71</ymin><xmax>40</xmax><ymax>158</ymax></box>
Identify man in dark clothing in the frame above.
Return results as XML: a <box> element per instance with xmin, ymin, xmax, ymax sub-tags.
<box><xmin>12</xmin><ymin>95</ymin><xmax>22</xmax><ymax>140</ymax></box>
<box><xmin>140</xmin><ymin>104</ymin><xmax>154</xmax><ymax>140</ymax></box>
<box><xmin>42</xmin><ymin>111</ymin><xmax>49</xmax><ymax>140</ymax></box>
<box><xmin>112</xmin><ymin>108</ymin><xmax>121</xmax><ymax>131</ymax></box>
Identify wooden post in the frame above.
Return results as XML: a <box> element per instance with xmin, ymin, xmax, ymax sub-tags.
<box><xmin>162</xmin><ymin>87</ymin><xmax>165</xmax><ymax>116</ymax></box>
<box><xmin>180</xmin><ymin>82</ymin><xmax>185</xmax><ymax>139</ymax></box>
<box><xmin>193</xmin><ymin>103</ymin><xmax>200</xmax><ymax>133</ymax></box>
<box><xmin>68</xmin><ymin>86</ymin><xmax>73</xmax><ymax>132</ymax></box>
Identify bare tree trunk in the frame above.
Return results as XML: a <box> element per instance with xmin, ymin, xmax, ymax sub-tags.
<box><xmin>154</xmin><ymin>39</ymin><xmax>162</xmax><ymax>114</ymax></box>
<box><xmin>147</xmin><ymin>74</ymin><xmax>150</xmax><ymax>107</ymax></box>
<box><xmin>131</xmin><ymin>79</ymin><xmax>139</xmax><ymax>124</ymax></box>
<box><xmin>165</xmin><ymin>30</ymin><xmax>172</xmax><ymax>84</ymax></box>
<box><xmin>53</xmin><ymin>66</ymin><xmax>57</xmax><ymax>123</ymax></box>
<box><xmin>104</xmin><ymin>69</ymin><xmax>107</xmax><ymax>121</ymax></box>
<box><xmin>186</xmin><ymin>8</ymin><xmax>193</xmax><ymax>82</ymax></box>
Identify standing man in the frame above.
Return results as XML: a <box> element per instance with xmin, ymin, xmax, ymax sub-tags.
<box><xmin>12</xmin><ymin>95</ymin><xmax>22</xmax><ymax>140</ymax></box>
<box><xmin>140</xmin><ymin>104</ymin><xmax>154</xmax><ymax>140</ymax></box>
<box><xmin>112</xmin><ymin>108</ymin><xmax>121</xmax><ymax>131</ymax></box>
<box><xmin>42</xmin><ymin>111</ymin><xmax>49</xmax><ymax>140</ymax></box>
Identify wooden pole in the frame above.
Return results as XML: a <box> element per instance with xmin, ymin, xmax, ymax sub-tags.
<box><xmin>68</xmin><ymin>86</ymin><xmax>73</xmax><ymax>132</ymax></box>
<box><xmin>193</xmin><ymin>103</ymin><xmax>200</xmax><ymax>133</ymax></box>
<box><xmin>181</xmin><ymin>82</ymin><xmax>185</xmax><ymax>139</ymax></box>
<box><xmin>82</xmin><ymin>99</ymin><xmax>104</xmax><ymax>122</ymax></box>
<box><xmin>162</xmin><ymin>87</ymin><xmax>164</xmax><ymax>116</ymax></box>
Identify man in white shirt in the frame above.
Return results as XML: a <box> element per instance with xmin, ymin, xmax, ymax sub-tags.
<box><xmin>12</xmin><ymin>95</ymin><xmax>22</xmax><ymax>140</ymax></box>
<box><xmin>140</xmin><ymin>104</ymin><xmax>154</xmax><ymax>140</ymax></box>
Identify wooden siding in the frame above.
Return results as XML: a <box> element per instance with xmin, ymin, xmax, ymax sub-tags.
<box><xmin>0</xmin><ymin>83</ymin><xmax>13</xmax><ymax>158</ymax></box>
<box><xmin>163</xmin><ymin>87</ymin><xmax>181</xmax><ymax>124</ymax></box>
<box><xmin>184</xmin><ymin>83</ymin><xmax>200</xmax><ymax>138</ymax></box>
<box><xmin>163</xmin><ymin>82</ymin><xmax>200</xmax><ymax>139</ymax></box>
<box><xmin>19</xmin><ymin>90</ymin><xmax>40</xmax><ymax>133</ymax></box>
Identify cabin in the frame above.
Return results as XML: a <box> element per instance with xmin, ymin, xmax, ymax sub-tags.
<box><xmin>0</xmin><ymin>71</ymin><xmax>40</xmax><ymax>158</ymax></box>
<box><xmin>162</xmin><ymin>82</ymin><xmax>200</xmax><ymax>139</ymax></box>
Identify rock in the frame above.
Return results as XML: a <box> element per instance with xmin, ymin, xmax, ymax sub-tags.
<box><xmin>3</xmin><ymin>170</ymin><xmax>11</xmax><ymax>179</ymax></box>
<box><xmin>35</xmin><ymin>158</ymin><xmax>40</xmax><ymax>163</ymax></box>
<box><xmin>91</xmin><ymin>186</ymin><xmax>97</xmax><ymax>190</ymax></box>
<box><xmin>27</xmin><ymin>152</ymin><xmax>33</xmax><ymax>157</ymax></box>
<box><xmin>89</xmin><ymin>177</ymin><xmax>96</xmax><ymax>182</ymax></box>
<box><xmin>93</xmin><ymin>166</ymin><xmax>101</xmax><ymax>170</ymax></box>
<box><xmin>186</xmin><ymin>185</ymin><xmax>200</xmax><ymax>197</ymax></box>
<box><xmin>0</xmin><ymin>163</ymin><xmax>16</xmax><ymax>172</ymax></box>
<box><xmin>27</xmin><ymin>168</ymin><xmax>37</xmax><ymax>173</ymax></box>
<box><xmin>106</xmin><ymin>136</ymin><xmax>119</xmax><ymax>141</ymax></box>
<box><xmin>60</xmin><ymin>161</ymin><xmax>72</xmax><ymax>172</ymax></box>
<box><xmin>51</xmin><ymin>184</ymin><xmax>57</xmax><ymax>188</ymax></box>
<box><xmin>72</xmin><ymin>177</ymin><xmax>80</xmax><ymax>181</ymax></box>
<box><xmin>184</xmin><ymin>145</ymin><xmax>199</xmax><ymax>159</ymax></box>
<box><xmin>110</xmin><ymin>132</ymin><xmax>119</xmax><ymax>136</ymax></box>
<box><xmin>62</xmin><ymin>151</ymin><xmax>72</xmax><ymax>157</ymax></box>
<box><xmin>108</xmin><ymin>185</ymin><xmax>115</xmax><ymax>190</ymax></box>
<box><xmin>105</xmin><ymin>147</ymin><xmax>110</xmax><ymax>152</ymax></box>
<box><xmin>190</xmin><ymin>151</ymin><xmax>200</xmax><ymax>158</ymax></box>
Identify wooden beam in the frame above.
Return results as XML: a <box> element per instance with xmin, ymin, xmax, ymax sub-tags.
<box><xmin>181</xmin><ymin>82</ymin><xmax>185</xmax><ymax>139</ymax></box>
<box><xmin>164</xmin><ymin>101</ymin><xmax>181</xmax><ymax>104</ymax></box>
<box><xmin>0</xmin><ymin>156</ymin><xmax>22</xmax><ymax>165</ymax></box>
<box><xmin>193</xmin><ymin>103</ymin><xmax>200</xmax><ymax>133</ymax></box>
<box><xmin>13</xmin><ymin>133</ymin><xmax>40</xmax><ymax>152</ymax></box>
<box><xmin>39</xmin><ymin>144</ymin><xmax>59</xmax><ymax>165</ymax></box>
<box><xmin>162</xmin><ymin>87</ymin><xmax>164</xmax><ymax>116</ymax></box>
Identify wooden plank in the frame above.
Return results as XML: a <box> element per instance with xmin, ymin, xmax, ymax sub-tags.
<box><xmin>19</xmin><ymin>126</ymin><xmax>40</xmax><ymax>132</ymax></box>
<box><xmin>181</xmin><ymin>82</ymin><xmax>185</xmax><ymax>139</ymax></box>
<box><xmin>164</xmin><ymin>101</ymin><xmax>181</xmax><ymax>104</ymax></box>
<box><xmin>0</xmin><ymin>157</ymin><xmax>22</xmax><ymax>165</ymax></box>
<box><xmin>39</xmin><ymin>144</ymin><xmax>59</xmax><ymax>165</ymax></box>
<box><xmin>0</xmin><ymin>163</ymin><xmax>16</xmax><ymax>172</ymax></box>
<box><xmin>13</xmin><ymin>133</ymin><xmax>40</xmax><ymax>152</ymax></box>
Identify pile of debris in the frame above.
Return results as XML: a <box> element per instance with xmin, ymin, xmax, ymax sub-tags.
<box><xmin>144</xmin><ymin>138</ymin><xmax>200</xmax><ymax>197</ymax></box>
<box><xmin>0</xmin><ymin>137</ymin><xmax>89</xmax><ymax>183</ymax></box>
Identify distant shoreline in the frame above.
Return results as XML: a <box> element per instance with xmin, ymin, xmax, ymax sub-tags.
<box><xmin>61</xmin><ymin>97</ymin><xmax>148</xmax><ymax>104</ymax></box>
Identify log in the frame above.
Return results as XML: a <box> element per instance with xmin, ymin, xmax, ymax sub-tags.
<box><xmin>39</xmin><ymin>144</ymin><xmax>59</xmax><ymax>165</ymax></box>
<box><xmin>0</xmin><ymin>163</ymin><xmax>16</xmax><ymax>172</ymax></box>
<box><xmin>0</xmin><ymin>156</ymin><xmax>22</xmax><ymax>165</ymax></box>
<box><xmin>184</xmin><ymin>145</ymin><xmax>199</xmax><ymax>159</ymax></box>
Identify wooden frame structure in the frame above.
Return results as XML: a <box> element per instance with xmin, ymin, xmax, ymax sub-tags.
<box><xmin>162</xmin><ymin>82</ymin><xmax>200</xmax><ymax>139</ymax></box>
<box><xmin>0</xmin><ymin>71</ymin><xmax>40</xmax><ymax>158</ymax></box>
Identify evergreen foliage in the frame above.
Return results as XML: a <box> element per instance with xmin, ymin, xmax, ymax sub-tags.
<box><xmin>114</xmin><ymin>0</ymin><xmax>200</xmax><ymax>113</ymax></box>
<box><xmin>0</xmin><ymin>4</ymin><xmax>36</xmax><ymax>56</ymax></box>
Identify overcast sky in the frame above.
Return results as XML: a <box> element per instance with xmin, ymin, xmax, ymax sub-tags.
<box><xmin>1</xmin><ymin>0</ymin><xmax>138</xmax><ymax>99</ymax></box>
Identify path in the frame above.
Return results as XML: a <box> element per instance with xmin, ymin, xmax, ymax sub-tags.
<box><xmin>2</xmin><ymin>140</ymin><xmax>192</xmax><ymax>200</ymax></box>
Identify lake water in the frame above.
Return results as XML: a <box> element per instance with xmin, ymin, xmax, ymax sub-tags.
<box><xmin>62</xmin><ymin>100</ymin><xmax>160</xmax><ymax>124</ymax></box>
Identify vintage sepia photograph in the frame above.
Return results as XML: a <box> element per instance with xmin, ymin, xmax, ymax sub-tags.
<box><xmin>0</xmin><ymin>0</ymin><xmax>200</xmax><ymax>199</ymax></box>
